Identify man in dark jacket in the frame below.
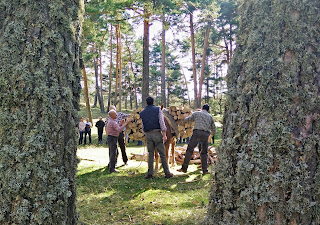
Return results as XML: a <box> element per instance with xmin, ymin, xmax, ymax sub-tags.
<box><xmin>140</xmin><ymin>97</ymin><xmax>173</xmax><ymax>179</ymax></box>
<box><xmin>95</xmin><ymin>116</ymin><xmax>105</xmax><ymax>144</ymax></box>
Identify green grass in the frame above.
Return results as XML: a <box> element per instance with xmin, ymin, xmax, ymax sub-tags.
<box><xmin>76</xmin><ymin>146</ymin><xmax>212</xmax><ymax>224</ymax></box>
<box><xmin>76</xmin><ymin>108</ymin><xmax>222</xmax><ymax>224</ymax></box>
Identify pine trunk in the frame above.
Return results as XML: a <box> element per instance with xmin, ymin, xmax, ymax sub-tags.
<box><xmin>161</xmin><ymin>14</ymin><xmax>166</xmax><ymax>107</ymax></box>
<box><xmin>206</xmin><ymin>1</ymin><xmax>320</xmax><ymax>224</ymax></box>
<box><xmin>0</xmin><ymin>0</ymin><xmax>83</xmax><ymax>224</ymax></box>
<box><xmin>190</xmin><ymin>11</ymin><xmax>199</xmax><ymax>108</ymax></box>
<box><xmin>107</xmin><ymin>25</ymin><xmax>113</xmax><ymax>112</ymax></box>
<box><xmin>142</xmin><ymin>11</ymin><xmax>150</xmax><ymax>107</ymax></box>
<box><xmin>198</xmin><ymin>23</ymin><xmax>211</xmax><ymax>106</ymax></box>
<box><xmin>99</xmin><ymin>47</ymin><xmax>105</xmax><ymax>113</ymax></box>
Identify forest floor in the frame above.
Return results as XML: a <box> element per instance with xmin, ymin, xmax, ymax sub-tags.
<box><xmin>76</xmin><ymin>106</ymin><xmax>222</xmax><ymax>224</ymax></box>
<box><xmin>76</xmin><ymin>145</ymin><xmax>212</xmax><ymax>225</ymax></box>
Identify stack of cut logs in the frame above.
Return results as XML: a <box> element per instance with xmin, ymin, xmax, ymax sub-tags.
<box><xmin>126</xmin><ymin>108</ymin><xmax>145</xmax><ymax>141</ymax></box>
<box><xmin>168</xmin><ymin>106</ymin><xmax>194</xmax><ymax>138</ymax></box>
<box><xmin>126</xmin><ymin>105</ymin><xmax>195</xmax><ymax>141</ymax></box>
<box><xmin>175</xmin><ymin>145</ymin><xmax>217</xmax><ymax>165</ymax></box>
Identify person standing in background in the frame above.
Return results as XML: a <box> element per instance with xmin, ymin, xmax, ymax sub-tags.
<box><xmin>84</xmin><ymin>118</ymin><xmax>92</xmax><ymax>145</ymax></box>
<box><xmin>95</xmin><ymin>116</ymin><xmax>105</xmax><ymax>144</ymax></box>
<box><xmin>78</xmin><ymin>117</ymin><xmax>86</xmax><ymax>145</ymax></box>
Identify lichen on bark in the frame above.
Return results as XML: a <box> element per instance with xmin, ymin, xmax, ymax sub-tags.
<box><xmin>0</xmin><ymin>0</ymin><xmax>83</xmax><ymax>224</ymax></box>
<box><xmin>205</xmin><ymin>0</ymin><xmax>320</xmax><ymax>224</ymax></box>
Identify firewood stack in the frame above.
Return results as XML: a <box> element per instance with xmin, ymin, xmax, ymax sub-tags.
<box><xmin>126</xmin><ymin>108</ymin><xmax>145</xmax><ymax>141</ymax></box>
<box><xmin>175</xmin><ymin>145</ymin><xmax>217</xmax><ymax>165</ymax></box>
<box><xmin>168</xmin><ymin>106</ymin><xmax>194</xmax><ymax>138</ymax></box>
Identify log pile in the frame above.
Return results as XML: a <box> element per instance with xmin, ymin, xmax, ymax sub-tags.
<box><xmin>175</xmin><ymin>145</ymin><xmax>217</xmax><ymax>165</ymax></box>
<box><xmin>168</xmin><ymin>106</ymin><xmax>194</xmax><ymax>138</ymax></box>
<box><xmin>126</xmin><ymin>108</ymin><xmax>145</xmax><ymax>141</ymax></box>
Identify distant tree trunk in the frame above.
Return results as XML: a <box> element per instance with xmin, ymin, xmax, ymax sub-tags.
<box><xmin>182</xmin><ymin>68</ymin><xmax>191</xmax><ymax>107</ymax></box>
<box><xmin>161</xmin><ymin>14</ymin><xmax>166</xmax><ymax>107</ymax></box>
<box><xmin>167</xmin><ymin>81</ymin><xmax>170</xmax><ymax>106</ymax></box>
<box><xmin>118</xmin><ymin>25</ymin><xmax>122</xmax><ymax>111</ymax></box>
<box><xmin>114</xmin><ymin>23</ymin><xmax>120</xmax><ymax>107</ymax></box>
<box><xmin>93</xmin><ymin>57</ymin><xmax>102</xmax><ymax>110</ymax></box>
<box><xmin>107</xmin><ymin>25</ymin><xmax>113</xmax><ymax>112</ymax></box>
<box><xmin>142</xmin><ymin>9</ymin><xmax>150</xmax><ymax>107</ymax></box>
<box><xmin>99</xmin><ymin>47</ymin><xmax>105</xmax><ymax>113</ymax></box>
<box><xmin>189</xmin><ymin>9</ymin><xmax>199</xmax><ymax>108</ymax></box>
<box><xmin>82</xmin><ymin>66</ymin><xmax>93</xmax><ymax>122</ymax></box>
<box><xmin>0</xmin><ymin>1</ymin><xmax>82</xmax><ymax>224</ymax></box>
<box><xmin>206</xmin><ymin>1</ymin><xmax>320</xmax><ymax>224</ymax></box>
<box><xmin>223</xmin><ymin>34</ymin><xmax>230</xmax><ymax>65</ymax></box>
<box><xmin>126</xmin><ymin>41</ymin><xmax>138</xmax><ymax>109</ymax></box>
<box><xmin>198</xmin><ymin>23</ymin><xmax>211</xmax><ymax>106</ymax></box>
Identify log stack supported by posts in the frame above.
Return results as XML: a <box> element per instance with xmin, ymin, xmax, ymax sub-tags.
<box><xmin>126</xmin><ymin>108</ymin><xmax>145</xmax><ymax>141</ymax></box>
<box><xmin>168</xmin><ymin>106</ymin><xmax>194</xmax><ymax>139</ymax></box>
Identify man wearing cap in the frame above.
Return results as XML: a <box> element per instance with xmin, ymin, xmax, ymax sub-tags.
<box><xmin>177</xmin><ymin>104</ymin><xmax>216</xmax><ymax>175</ymax></box>
<box><xmin>139</xmin><ymin>97</ymin><xmax>173</xmax><ymax>179</ymax></box>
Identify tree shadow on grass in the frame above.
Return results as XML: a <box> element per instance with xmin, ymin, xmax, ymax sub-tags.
<box><xmin>76</xmin><ymin>164</ymin><xmax>210</xmax><ymax>224</ymax></box>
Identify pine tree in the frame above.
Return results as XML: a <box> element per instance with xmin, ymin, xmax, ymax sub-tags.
<box><xmin>0</xmin><ymin>0</ymin><xmax>83</xmax><ymax>224</ymax></box>
<box><xmin>206</xmin><ymin>0</ymin><xmax>320</xmax><ymax>224</ymax></box>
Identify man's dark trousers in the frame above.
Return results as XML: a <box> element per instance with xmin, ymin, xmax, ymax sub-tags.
<box><xmin>181</xmin><ymin>129</ymin><xmax>210</xmax><ymax>173</ymax></box>
<box><xmin>116</xmin><ymin>132</ymin><xmax>128</xmax><ymax>164</ymax></box>
<box><xmin>107</xmin><ymin>135</ymin><xmax>118</xmax><ymax>172</ymax></box>
<box><xmin>98</xmin><ymin>128</ymin><xmax>103</xmax><ymax>142</ymax></box>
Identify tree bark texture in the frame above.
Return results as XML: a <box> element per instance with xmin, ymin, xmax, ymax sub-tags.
<box><xmin>206</xmin><ymin>1</ymin><xmax>320</xmax><ymax>224</ymax></box>
<box><xmin>0</xmin><ymin>0</ymin><xmax>83</xmax><ymax>224</ymax></box>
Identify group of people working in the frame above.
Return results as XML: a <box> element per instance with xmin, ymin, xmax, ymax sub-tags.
<box><xmin>78</xmin><ymin>96</ymin><xmax>216</xmax><ymax>178</ymax></box>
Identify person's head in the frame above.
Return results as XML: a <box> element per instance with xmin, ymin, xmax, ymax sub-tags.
<box><xmin>109</xmin><ymin>110</ymin><xmax>117</xmax><ymax>119</ymax></box>
<box><xmin>110</xmin><ymin>105</ymin><xmax>116</xmax><ymax>111</ymax></box>
<box><xmin>86</xmin><ymin>118</ymin><xmax>89</xmax><ymax>122</ymax></box>
<box><xmin>80</xmin><ymin>117</ymin><xmax>84</xmax><ymax>122</ymax></box>
<box><xmin>202</xmin><ymin>104</ymin><xmax>209</xmax><ymax>112</ymax></box>
<box><xmin>146</xmin><ymin>96</ymin><xmax>154</xmax><ymax>106</ymax></box>
<box><xmin>99</xmin><ymin>116</ymin><xmax>102</xmax><ymax>120</ymax></box>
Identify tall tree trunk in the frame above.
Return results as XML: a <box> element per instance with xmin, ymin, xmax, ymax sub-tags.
<box><xmin>198</xmin><ymin>23</ymin><xmax>211</xmax><ymax>106</ymax></box>
<box><xmin>107</xmin><ymin>25</ymin><xmax>113</xmax><ymax>112</ymax></box>
<box><xmin>114</xmin><ymin>23</ymin><xmax>120</xmax><ymax>107</ymax></box>
<box><xmin>190</xmin><ymin>11</ymin><xmax>199</xmax><ymax>108</ymax></box>
<box><xmin>0</xmin><ymin>1</ymin><xmax>82</xmax><ymax>224</ymax></box>
<box><xmin>93</xmin><ymin>57</ymin><xmax>102</xmax><ymax>110</ymax></box>
<box><xmin>182</xmin><ymin>68</ymin><xmax>191</xmax><ymax>107</ymax></box>
<box><xmin>206</xmin><ymin>1</ymin><xmax>320</xmax><ymax>224</ymax></box>
<box><xmin>126</xmin><ymin>41</ymin><xmax>138</xmax><ymax>109</ymax></box>
<box><xmin>82</xmin><ymin>66</ymin><xmax>93</xmax><ymax>122</ymax></box>
<box><xmin>142</xmin><ymin>9</ymin><xmax>150</xmax><ymax>107</ymax></box>
<box><xmin>161</xmin><ymin>14</ymin><xmax>166</xmax><ymax>107</ymax></box>
<box><xmin>223</xmin><ymin>34</ymin><xmax>230</xmax><ymax>65</ymax></box>
<box><xmin>99</xmin><ymin>47</ymin><xmax>105</xmax><ymax>113</ymax></box>
<box><xmin>118</xmin><ymin>25</ymin><xmax>122</xmax><ymax>111</ymax></box>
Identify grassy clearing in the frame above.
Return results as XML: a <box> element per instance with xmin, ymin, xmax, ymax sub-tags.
<box><xmin>76</xmin><ymin>146</ymin><xmax>212</xmax><ymax>225</ymax></box>
<box><xmin>76</xmin><ymin>110</ymin><xmax>222</xmax><ymax>224</ymax></box>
